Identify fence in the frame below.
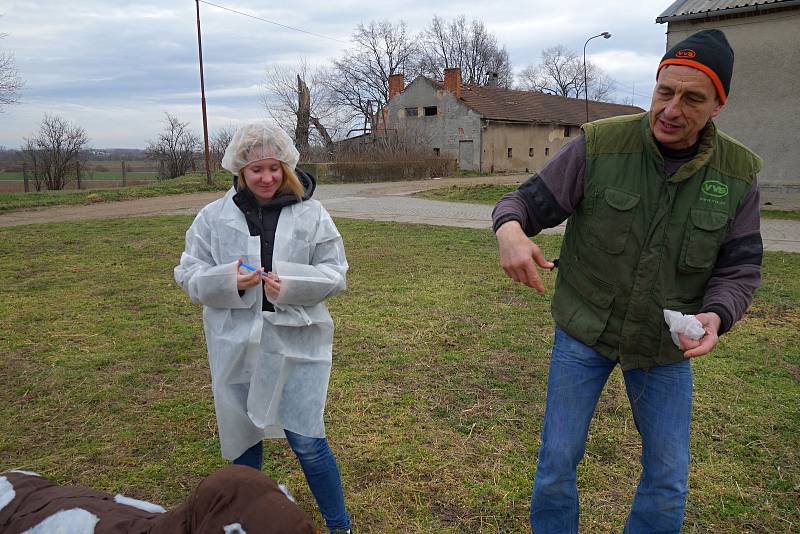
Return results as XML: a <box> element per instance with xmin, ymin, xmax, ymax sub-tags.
<box><xmin>0</xmin><ymin>160</ymin><xmax>171</xmax><ymax>193</ymax></box>
<box><xmin>298</xmin><ymin>158</ymin><xmax>458</xmax><ymax>184</ymax></box>
<box><xmin>1</xmin><ymin>158</ymin><xmax>460</xmax><ymax>193</ymax></box>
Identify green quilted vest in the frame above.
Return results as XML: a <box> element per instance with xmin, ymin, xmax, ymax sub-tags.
<box><xmin>551</xmin><ymin>112</ymin><xmax>761</xmax><ymax>370</ymax></box>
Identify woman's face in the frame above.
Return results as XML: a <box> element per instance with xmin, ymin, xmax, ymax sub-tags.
<box><xmin>241</xmin><ymin>158</ymin><xmax>283</xmax><ymax>202</ymax></box>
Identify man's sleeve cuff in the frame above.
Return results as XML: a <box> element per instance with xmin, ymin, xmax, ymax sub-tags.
<box><xmin>492</xmin><ymin>214</ymin><xmax>522</xmax><ymax>234</ymax></box>
<box><xmin>700</xmin><ymin>305</ymin><xmax>733</xmax><ymax>336</ymax></box>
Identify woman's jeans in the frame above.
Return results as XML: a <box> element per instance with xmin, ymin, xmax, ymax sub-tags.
<box><xmin>531</xmin><ymin>327</ymin><xmax>692</xmax><ymax>534</ymax></box>
<box><xmin>233</xmin><ymin>430</ymin><xmax>351</xmax><ymax>531</ymax></box>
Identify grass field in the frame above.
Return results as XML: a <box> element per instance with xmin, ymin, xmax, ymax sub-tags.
<box><xmin>415</xmin><ymin>184</ymin><xmax>800</xmax><ymax>220</ymax></box>
<box><xmin>0</xmin><ymin>217</ymin><xmax>798</xmax><ymax>532</ymax></box>
<box><xmin>0</xmin><ymin>173</ymin><xmax>230</xmax><ymax>212</ymax></box>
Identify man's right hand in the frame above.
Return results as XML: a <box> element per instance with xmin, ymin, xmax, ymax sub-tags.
<box><xmin>496</xmin><ymin>221</ymin><xmax>554</xmax><ymax>294</ymax></box>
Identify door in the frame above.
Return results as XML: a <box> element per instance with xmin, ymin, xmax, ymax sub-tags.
<box><xmin>458</xmin><ymin>140</ymin><xmax>476</xmax><ymax>171</ymax></box>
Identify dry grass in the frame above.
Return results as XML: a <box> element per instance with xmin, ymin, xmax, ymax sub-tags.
<box><xmin>0</xmin><ymin>217</ymin><xmax>797</xmax><ymax>532</ymax></box>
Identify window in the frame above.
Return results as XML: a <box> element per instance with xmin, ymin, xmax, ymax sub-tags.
<box><xmin>405</xmin><ymin>107</ymin><xmax>418</xmax><ymax>117</ymax></box>
<box><xmin>564</xmin><ymin>125</ymin><xmax>572</xmax><ymax>137</ymax></box>
<box><xmin>424</xmin><ymin>106</ymin><xmax>438</xmax><ymax>116</ymax></box>
<box><xmin>507</xmin><ymin>147</ymin><xmax>513</xmax><ymax>158</ymax></box>
<box><xmin>529</xmin><ymin>147</ymin><xmax>534</xmax><ymax>157</ymax></box>
<box><xmin>433</xmin><ymin>148</ymin><xmax>440</xmax><ymax>156</ymax></box>
<box><xmin>545</xmin><ymin>147</ymin><xmax>550</xmax><ymax>156</ymax></box>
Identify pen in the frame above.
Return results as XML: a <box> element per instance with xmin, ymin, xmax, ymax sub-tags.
<box><xmin>239</xmin><ymin>262</ymin><xmax>274</xmax><ymax>279</ymax></box>
<box><xmin>239</xmin><ymin>261</ymin><xmax>259</xmax><ymax>272</ymax></box>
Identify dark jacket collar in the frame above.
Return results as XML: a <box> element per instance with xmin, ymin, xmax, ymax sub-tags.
<box><xmin>232</xmin><ymin>168</ymin><xmax>316</xmax><ymax>213</ymax></box>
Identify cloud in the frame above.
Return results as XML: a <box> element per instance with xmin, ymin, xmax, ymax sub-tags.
<box><xmin>1</xmin><ymin>0</ymin><xmax>672</xmax><ymax>147</ymax></box>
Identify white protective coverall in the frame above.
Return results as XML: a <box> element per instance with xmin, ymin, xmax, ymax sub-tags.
<box><xmin>174</xmin><ymin>187</ymin><xmax>348</xmax><ymax>460</ymax></box>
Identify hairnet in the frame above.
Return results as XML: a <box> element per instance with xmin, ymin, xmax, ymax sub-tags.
<box><xmin>221</xmin><ymin>122</ymin><xmax>300</xmax><ymax>174</ymax></box>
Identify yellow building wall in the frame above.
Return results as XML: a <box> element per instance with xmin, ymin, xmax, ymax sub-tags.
<box><xmin>481</xmin><ymin>122</ymin><xmax>577</xmax><ymax>173</ymax></box>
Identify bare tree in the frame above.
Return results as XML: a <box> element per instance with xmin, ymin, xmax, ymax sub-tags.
<box><xmin>419</xmin><ymin>16</ymin><xmax>512</xmax><ymax>87</ymax></box>
<box><xmin>518</xmin><ymin>45</ymin><xmax>614</xmax><ymax>102</ymax></box>
<box><xmin>0</xmin><ymin>20</ymin><xmax>24</xmax><ymax>110</ymax></box>
<box><xmin>326</xmin><ymin>20</ymin><xmax>421</xmax><ymax>127</ymax></box>
<box><xmin>209</xmin><ymin>125</ymin><xmax>236</xmax><ymax>173</ymax></box>
<box><xmin>20</xmin><ymin>114</ymin><xmax>89</xmax><ymax>191</ymax></box>
<box><xmin>145</xmin><ymin>113</ymin><xmax>201</xmax><ymax>180</ymax></box>
<box><xmin>263</xmin><ymin>60</ymin><xmax>342</xmax><ymax>157</ymax></box>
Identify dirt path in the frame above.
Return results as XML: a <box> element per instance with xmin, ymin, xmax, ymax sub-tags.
<box><xmin>0</xmin><ymin>175</ymin><xmax>524</xmax><ymax>228</ymax></box>
<box><xmin>1</xmin><ymin>175</ymin><xmax>797</xmax><ymax>253</ymax></box>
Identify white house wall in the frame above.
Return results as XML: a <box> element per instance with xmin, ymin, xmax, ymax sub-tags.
<box><xmin>386</xmin><ymin>79</ymin><xmax>483</xmax><ymax>171</ymax></box>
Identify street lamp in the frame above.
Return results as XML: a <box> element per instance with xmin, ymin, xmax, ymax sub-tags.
<box><xmin>583</xmin><ymin>31</ymin><xmax>611</xmax><ymax>123</ymax></box>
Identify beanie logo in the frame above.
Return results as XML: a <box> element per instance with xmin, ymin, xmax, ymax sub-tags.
<box><xmin>702</xmin><ymin>180</ymin><xmax>728</xmax><ymax>198</ymax></box>
<box><xmin>676</xmin><ymin>49</ymin><xmax>696</xmax><ymax>59</ymax></box>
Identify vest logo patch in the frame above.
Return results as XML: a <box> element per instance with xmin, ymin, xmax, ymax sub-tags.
<box><xmin>702</xmin><ymin>180</ymin><xmax>729</xmax><ymax>198</ymax></box>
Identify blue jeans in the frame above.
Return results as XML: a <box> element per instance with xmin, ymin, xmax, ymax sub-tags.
<box><xmin>233</xmin><ymin>430</ymin><xmax>351</xmax><ymax>531</ymax></box>
<box><xmin>531</xmin><ymin>327</ymin><xmax>692</xmax><ymax>534</ymax></box>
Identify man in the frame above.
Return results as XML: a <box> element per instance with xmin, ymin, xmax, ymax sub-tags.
<box><xmin>493</xmin><ymin>29</ymin><xmax>762</xmax><ymax>533</ymax></box>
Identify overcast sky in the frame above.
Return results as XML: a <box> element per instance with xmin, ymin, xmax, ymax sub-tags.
<box><xmin>0</xmin><ymin>0</ymin><xmax>672</xmax><ymax>148</ymax></box>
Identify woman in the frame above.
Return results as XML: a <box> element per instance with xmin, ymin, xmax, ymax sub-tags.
<box><xmin>174</xmin><ymin>122</ymin><xmax>352</xmax><ymax>534</ymax></box>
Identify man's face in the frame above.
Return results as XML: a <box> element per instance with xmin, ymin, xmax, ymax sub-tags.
<box><xmin>649</xmin><ymin>65</ymin><xmax>723</xmax><ymax>150</ymax></box>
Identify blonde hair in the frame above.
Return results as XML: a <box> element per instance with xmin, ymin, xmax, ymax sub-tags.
<box><xmin>278</xmin><ymin>162</ymin><xmax>305</xmax><ymax>199</ymax></box>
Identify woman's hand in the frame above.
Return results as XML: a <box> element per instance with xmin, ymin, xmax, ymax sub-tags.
<box><xmin>236</xmin><ymin>258</ymin><xmax>263</xmax><ymax>290</ymax></box>
<box><xmin>263</xmin><ymin>272</ymin><xmax>281</xmax><ymax>301</ymax></box>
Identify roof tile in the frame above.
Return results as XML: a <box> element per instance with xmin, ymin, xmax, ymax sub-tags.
<box><xmin>456</xmin><ymin>84</ymin><xmax>644</xmax><ymax>125</ymax></box>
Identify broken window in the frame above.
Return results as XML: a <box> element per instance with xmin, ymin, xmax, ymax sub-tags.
<box><xmin>507</xmin><ymin>148</ymin><xmax>513</xmax><ymax>158</ymax></box>
<box><xmin>405</xmin><ymin>107</ymin><xmax>418</xmax><ymax>117</ymax></box>
<box><xmin>433</xmin><ymin>148</ymin><xmax>440</xmax><ymax>156</ymax></box>
<box><xmin>545</xmin><ymin>147</ymin><xmax>550</xmax><ymax>156</ymax></box>
<box><xmin>529</xmin><ymin>147</ymin><xmax>534</xmax><ymax>157</ymax></box>
<box><xmin>564</xmin><ymin>126</ymin><xmax>572</xmax><ymax>137</ymax></box>
<box><xmin>424</xmin><ymin>106</ymin><xmax>438</xmax><ymax>116</ymax></box>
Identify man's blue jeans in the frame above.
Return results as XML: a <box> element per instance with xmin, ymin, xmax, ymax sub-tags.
<box><xmin>531</xmin><ymin>327</ymin><xmax>692</xmax><ymax>533</ymax></box>
<box><xmin>233</xmin><ymin>430</ymin><xmax>351</xmax><ymax>532</ymax></box>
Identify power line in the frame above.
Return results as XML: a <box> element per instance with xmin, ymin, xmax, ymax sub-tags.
<box><xmin>607</xmin><ymin>79</ymin><xmax>652</xmax><ymax>100</ymax></box>
<box><xmin>198</xmin><ymin>0</ymin><xmax>350</xmax><ymax>45</ymax></box>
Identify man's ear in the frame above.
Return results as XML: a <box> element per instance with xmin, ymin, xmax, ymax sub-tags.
<box><xmin>710</xmin><ymin>99</ymin><xmax>723</xmax><ymax>120</ymax></box>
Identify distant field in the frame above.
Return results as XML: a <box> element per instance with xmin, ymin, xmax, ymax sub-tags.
<box><xmin>0</xmin><ymin>173</ymin><xmax>229</xmax><ymax>212</ymax></box>
<box><xmin>0</xmin><ymin>159</ymin><xmax>161</xmax><ymax>183</ymax></box>
<box><xmin>0</xmin><ymin>171</ymin><xmax>159</xmax><ymax>181</ymax></box>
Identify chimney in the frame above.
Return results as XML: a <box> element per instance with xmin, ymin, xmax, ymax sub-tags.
<box><xmin>388</xmin><ymin>73</ymin><xmax>405</xmax><ymax>99</ymax></box>
<box><xmin>444</xmin><ymin>67</ymin><xmax>461</xmax><ymax>98</ymax></box>
<box><xmin>486</xmin><ymin>71</ymin><xmax>498</xmax><ymax>87</ymax></box>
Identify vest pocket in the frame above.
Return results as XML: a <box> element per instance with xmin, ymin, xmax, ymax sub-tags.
<box><xmin>590</xmin><ymin>188</ymin><xmax>640</xmax><ymax>254</ymax></box>
<box><xmin>552</xmin><ymin>261</ymin><xmax>616</xmax><ymax>346</ymax></box>
<box><xmin>679</xmin><ymin>209</ymin><xmax>729</xmax><ymax>272</ymax></box>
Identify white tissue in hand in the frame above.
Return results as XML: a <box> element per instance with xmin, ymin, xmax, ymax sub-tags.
<box><xmin>663</xmin><ymin>309</ymin><xmax>705</xmax><ymax>348</ymax></box>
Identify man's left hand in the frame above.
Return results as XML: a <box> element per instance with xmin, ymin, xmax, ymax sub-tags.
<box><xmin>679</xmin><ymin>312</ymin><xmax>722</xmax><ymax>358</ymax></box>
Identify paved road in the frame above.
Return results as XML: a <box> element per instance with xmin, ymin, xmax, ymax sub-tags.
<box><xmin>1</xmin><ymin>175</ymin><xmax>797</xmax><ymax>252</ymax></box>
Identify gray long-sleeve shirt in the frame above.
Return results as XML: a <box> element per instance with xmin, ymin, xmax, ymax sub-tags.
<box><xmin>492</xmin><ymin>134</ymin><xmax>762</xmax><ymax>335</ymax></box>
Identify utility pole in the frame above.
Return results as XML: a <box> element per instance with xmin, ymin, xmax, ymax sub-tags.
<box><xmin>195</xmin><ymin>0</ymin><xmax>213</xmax><ymax>185</ymax></box>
